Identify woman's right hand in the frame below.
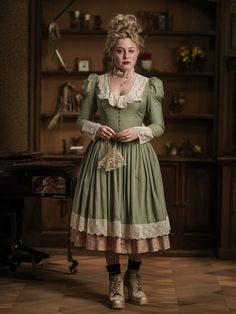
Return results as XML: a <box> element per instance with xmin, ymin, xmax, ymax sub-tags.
<box><xmin>96</xmin><ymin>125</ymin><xmax>117</xmax><ymax>140</ymax></box>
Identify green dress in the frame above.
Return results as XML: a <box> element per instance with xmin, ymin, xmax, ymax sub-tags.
<box><xmin>70</xmin><ymin>73</ymin><xmax>170</xmax><ymax>254</ymax></box>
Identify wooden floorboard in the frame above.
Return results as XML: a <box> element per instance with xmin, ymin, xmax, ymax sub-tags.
<box><xmin>0</xmin><ymin>254</ymin><xmax>236</xmax><ymax>313</ymax></box>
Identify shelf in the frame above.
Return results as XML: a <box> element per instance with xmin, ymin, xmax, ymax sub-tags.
<box><xmin>42</xmin><ymin>28</ymin><xmax>216</xmax><ymax>37</ymax></box>
<box><xmin>42</xmin><ymin>113</ymin><xmax>214</xmax><ymax>123</ymax></box>
<box><xmin>42</xmin><ymin>29</ymin><xmax>106</xmax><ymax>35</ymax></box>
<box><xmin>217</xmin><ymin>156</ymin><xmax>236</xmax><ymax>162</ymax></box>
<box><xmin>41</xmin><ymin>70</ymin><xmax>99</xmax><ymax>77</ymax></box>
<box><xmin>156</xmin><ymin>71</ymin><xmax>215</xmax><ymax>78</ymax></box>
<box><xmin>158</xmin><ymin>156</ymin><xmax>216</xmax><ymax>163</ymax></box>
<box><xmin>43</xmin><ymin>154</ymin><xmax>83</xmax><ymax>161</ymax></box>
<box><xmin>41</xmin><ymin>112</ymin><xmax>79</xmax><ymax>119</ymax></box>
<box><xmin>42</xmin><ymin>153</ymin><xmax>215</xmax><ymax>163</ymax></box>
<box><xmin>145</xmin><ymin>30</ymin><xmax>216</xmax><ymax>37</ymax></box>
<box><xmin>41</xmin><ymin>70</ymin><xmax>215</xmax><ymax>78</ymax></box>
<box><xmin>42</xmin><ymin>113</ymin><xmax>214</xmax><ymax>120</ymax></box>
<box><xmin>164</xmin><ymin>113</ymin><xmax>214</xmax><ymax>121</ymax></box>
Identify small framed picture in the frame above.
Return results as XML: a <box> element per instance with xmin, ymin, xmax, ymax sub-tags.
<box><xmin>77</xmin><ymin>59</ymin><xmax>90</xmax><ymax>72</ymax></box>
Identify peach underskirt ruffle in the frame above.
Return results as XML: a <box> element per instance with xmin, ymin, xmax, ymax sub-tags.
<box><xmin>71</xmin><ymin>231</ymin><xmax>170</xmax><ymax>254</ymax></box>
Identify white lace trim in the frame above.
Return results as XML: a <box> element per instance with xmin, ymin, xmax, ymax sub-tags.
<box><xmin>70</xmin><ymin>214</ymin><xmax>171</xmax><ymax>240</ymax></box>
<box><xmin>81</xmin><ymin>120</ymin><xmax>101</xmax><ymax>140</ymax></box>
<box><xmin>97</xmin><ymin>73</ymin><xmax>148</xmax><ymax>108</ymax></box>
<box><xmin>133</xmin><ymin>126</ymin><xmax>154</xmax><ymax>144</ymax></box>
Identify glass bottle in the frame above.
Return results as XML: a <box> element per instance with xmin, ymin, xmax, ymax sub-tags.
<box><xmin>83</xmin><ymin>13</ymin><xmax>91</xmax><ymax>30</ymax></box>
<box><xmin>69</xmin><ymin>10</ymin><xmax>80</xmax><ymax>28</ymax></box>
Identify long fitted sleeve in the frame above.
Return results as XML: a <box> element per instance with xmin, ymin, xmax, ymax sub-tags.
<box><xmin>145</xmin><ymin>77</ymin><xmax>165</xmax><ymax>138</ymax></box>
<box><xmin>77</xmin><ymin>74</ymin><xmax>101</xmax><ymax>139</ymax></box>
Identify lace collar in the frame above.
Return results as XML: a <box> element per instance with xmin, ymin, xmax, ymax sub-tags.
<box><xmin>97</xmin><ymin>73</ymin><xmax>148</xmax><ymax>108</ymax></box>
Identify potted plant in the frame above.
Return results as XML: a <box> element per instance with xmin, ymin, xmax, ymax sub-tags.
<box><xmin>165</xmin><ymin>141</ymin><xmax>178</xmax><ymax>156</ymax></box>
<box><xmin>177</xmin><ymin>46</ymin><xmax>205</xmax><ymax>71</ymax></box>
<box><xmin>179</xmin><ymin>140</ymin><xmax>202</xmax><ymax>156</ymax></box>
<box><xmin>140</xmin><ymin>51</ymin><xmax>152</xmax><ymax>72</ymax></box>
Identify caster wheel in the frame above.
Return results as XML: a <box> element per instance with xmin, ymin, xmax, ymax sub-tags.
<box><xmin>68</xmin><ymin>260</ymin><xmax>78</xmax><ymax>274</ymax></box>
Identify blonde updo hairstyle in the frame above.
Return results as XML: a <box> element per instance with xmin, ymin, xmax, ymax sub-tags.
<box><xmin>105</xmin><ymin>14</ymin><xmax>143</xmax><ymax>57</ymax></box>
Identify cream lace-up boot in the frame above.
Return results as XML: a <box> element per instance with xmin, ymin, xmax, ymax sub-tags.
<box><xmin>124</xmin><ymin>269</ymin><xmax>148</xmax><ymax>305</ymax></box>
<box><xmin>108</xmin><ymin>274</ymin><xmax>125</xmax><ymax>309</ymax></box>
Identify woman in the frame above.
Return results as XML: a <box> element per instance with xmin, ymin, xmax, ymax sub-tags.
<box><xmin>70</xmin><ymin>14</ymin><xmax>170</xmax><ymax>309</ymax></box>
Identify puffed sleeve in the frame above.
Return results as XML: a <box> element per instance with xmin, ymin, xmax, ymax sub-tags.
<box><xmin>145</xmin><ymin>77</ymin><xmax>165</xmax><ymax>138</ymax></box>
<box><xmin>77</xmin><ymin>74</ymin><xmax>102</xmax><ymax>140</ymax></box>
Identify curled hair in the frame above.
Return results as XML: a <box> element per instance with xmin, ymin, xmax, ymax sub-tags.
<box><xmin>105</xmin><ymin>14</ymin><xmax>143</xmax><ymax>56</ymax></box>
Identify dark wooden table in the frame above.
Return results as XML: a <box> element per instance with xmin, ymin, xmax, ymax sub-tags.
<box><xmin>0</xmin><ymin>152</ymin><xmax>78</xmax><ymax>273</ymax></box>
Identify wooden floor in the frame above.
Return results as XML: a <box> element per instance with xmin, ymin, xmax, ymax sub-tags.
<box><xmin>0</xmin><ymin>253</ymin><xmax>236</xmax><ymax>314</ymax></box>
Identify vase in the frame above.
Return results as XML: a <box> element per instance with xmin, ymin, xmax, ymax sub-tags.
<box><xmin>180</xmin><ymin>149</ymin><xmax>193</xmax><ymax>157</ymax></box>
<box><xmin>182</xmin><ymin>61</ymin><xmax>199</xmax><ymax>72</ymax></box>
<box><xmin>141</xmin><ymin>59</ymin><xmax>152</xmax><ymax>72</ymax></box>
<box><xmin>170</xmin><ymin>147</ymin><xmax>178</xmax><ymax>156</ymax></box>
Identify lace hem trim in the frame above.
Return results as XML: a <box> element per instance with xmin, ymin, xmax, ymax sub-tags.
<box><xmin>70</xmin><ymin>214</ymin><xmax>170</xmax><ymax>240</ymax></box>
<box><xmin>133</xmin><ymin>126</ymin><xmax>154</xmax><ymax>144</ymax></box>
<box><xmin>70</xmin><ymin>231</ymin><xmax>170</xmax><ymax>254</ymax></box>
<box><xmin>97</xmin><ymin>73</ymin><xmax>148</xmax><ymax>108</ymax></box>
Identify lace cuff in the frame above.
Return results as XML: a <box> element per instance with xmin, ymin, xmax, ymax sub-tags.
<box><xmin>133</xmin><ymin>126</ymin><xmax>154</xmax><ymax>144</ymax></box>
<box><xmin>81</xmin><ymin>120</ymin><xmax>101</xmax><ymax>141</ymax></box>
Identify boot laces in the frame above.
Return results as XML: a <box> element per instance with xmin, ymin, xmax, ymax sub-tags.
<box><xmin>135</xmin><ymin>273</ymin><xmax>144</xmax><ymax>292</ymax></box>
<box><xmin>111</xmin><ymin>276</ymin><xmax>122</xmax><ymax>297</ymax></box>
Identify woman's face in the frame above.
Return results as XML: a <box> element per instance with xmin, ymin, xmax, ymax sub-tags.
<box><xmin>111</xmin><ymin>38</ymin><xmax>139</xmax><ymax>72</ymax></box>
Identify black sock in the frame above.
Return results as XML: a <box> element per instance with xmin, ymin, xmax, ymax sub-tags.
<box><xmin>128</xmin><ymin>260</ymin><xmax>142</xmax><ymax>271</ymax></box>
<box><xmin>106</xmin><ymin>263</ymin><xmax>121</xmax><ymax>276</ymax></box>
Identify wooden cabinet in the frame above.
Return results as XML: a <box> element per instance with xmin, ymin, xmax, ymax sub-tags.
<box><xmin>30</xmin><ymin>0</ymin><xmax>221</xmax><ymax>252</ymax></box>
<box><xmin>160</xmin><ymin>158</ymin><xmax>218</xmax><ymax>252</ymax></box>
<box><xmin>216</xmin><ymin>1</ymin><xmax>236</xmax><ymax>258</ymax></box>
<box><xmin>218</xmin><ymin>159</ymin><xmax>236</xmax><ymax>258</ymax></box>
<box><xmin>218</xmin><ymin>0</ymin><xmax>236</xmax><ymax>156</ymax></box>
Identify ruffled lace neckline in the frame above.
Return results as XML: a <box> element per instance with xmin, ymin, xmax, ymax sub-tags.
<box><xmin>97</xmin><ymin>73</ymin><xmax>148</xmax><ymax>108</ymax></box>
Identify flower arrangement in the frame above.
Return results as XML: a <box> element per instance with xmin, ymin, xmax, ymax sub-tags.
<box><xmin>165</xmin><ymin>141</ymin><xmax>178</xmax><ymax>150</ymax></box>
<box><xmin>179</xmin><ymin>140</ymin><xmax>201</xmax><ymax>156</ymax></box>
<box><xmin>177</xmin><ymin>46</ymin><xmax>205</xmax><ymax>63</ymax></box>
<box><xmin>140</xmin><ymin>51</ymin><xmax>152</xmax><ymax>72</ymax></box>
<box><xmin>165</xmin><ymin>140</ymin><xmax>202</xmax><ymax>156</ymax></box>
<box><xmin>165</xmin><ymin>141</ymin><xmax>178</xmax><ymax>156</ymax></box>
<box><xmin>177</xmin><ymin>46</ymin><xmax>205</xmax><ymax>71</ymax></box>
<box><xmin>140</xmin><ymin>51</ymin><xmax>152</xmax><ymax>60</ymax></box>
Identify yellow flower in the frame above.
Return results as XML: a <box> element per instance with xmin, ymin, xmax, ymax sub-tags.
<box><xmin>193</xmin><ymin>144</ymin><xmax>202</xmax><ymax>153</ymax></box>
<box><xmin>165</xmin><ymin>141</ymin><xmax>177</xmax><ymax>149</ymax></box>
<box><xmin>178</xmin><ymin>46</ymin><xmax>205</xmax><ymax>63</ymax></box>
<box><xmin>192</xmin><ymin>46</ymin><xmax>205</xmax><ymax>59</ymax></box>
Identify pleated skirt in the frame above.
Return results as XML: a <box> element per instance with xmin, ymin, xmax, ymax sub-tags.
<box><xmin>70</xmin><ymin>139</ymin><xmax>170</xmax><ymax>254</ymax></box>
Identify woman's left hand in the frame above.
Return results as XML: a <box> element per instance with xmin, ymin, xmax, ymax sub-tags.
<box><xmin>117</xmin><ymin>128</ymin><xmax>139</xmax><ymax>142</ymax></box>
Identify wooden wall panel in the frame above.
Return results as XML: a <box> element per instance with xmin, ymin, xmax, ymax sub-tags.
<box><xmin>0</xmin><ymin>0</ymin><xmax>30</xmax><ymax>152</ymax></box>
<box><xmin>218</xmin><ymin>162</ymin><xmax>236</xmax><ymax>258</ymax></box>
<box><xmin>231</xmin><ymin>168</ymin><xmax>236</xmax><ymax>248</ymax></box>
<box><xmin>160</xmin><ymin>162</ymin><xmax>179</xmax><ymax>248</ymax></box>
<box><xmin>182</xmin><ymin>163</ymin><xmax>217</xmax><ymax>249</ymax></box>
